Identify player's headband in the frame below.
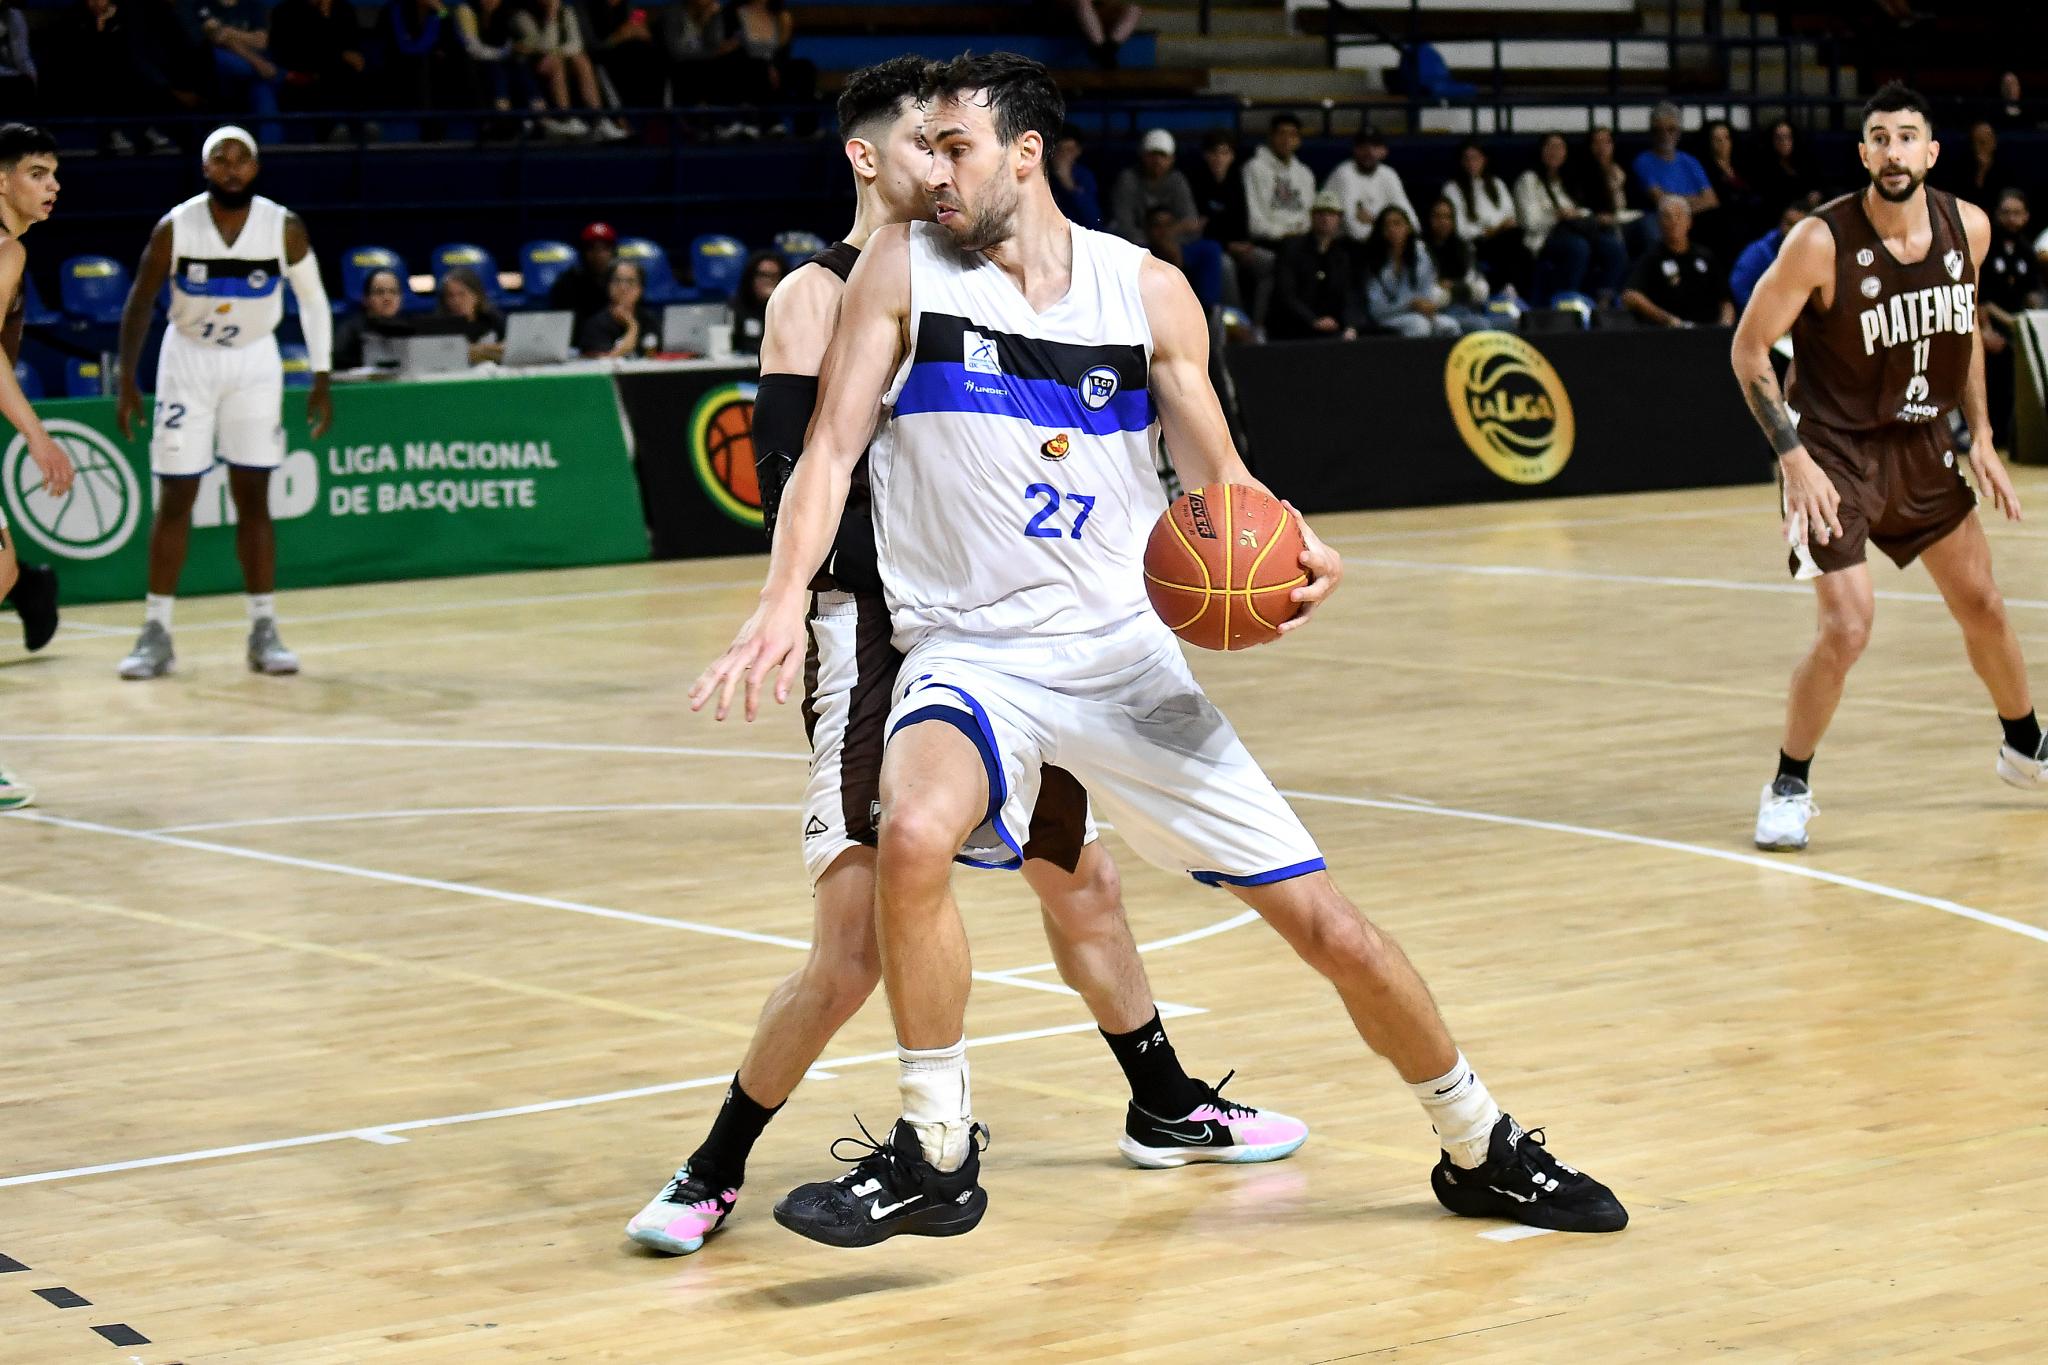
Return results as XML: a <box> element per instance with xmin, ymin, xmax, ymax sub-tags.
<box><xmin>201</xmin><ymin>126</ymin><xmax>259</xmax><ymax>164</ymax></box>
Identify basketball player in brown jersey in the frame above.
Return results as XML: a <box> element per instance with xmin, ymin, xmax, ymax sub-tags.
<box><xmin>1733</xmin><ymin>83</ymin><xmax>2042</xmax><ymax>852</ymax></box>
<box><xmin>0</xmin><ymin>123</ymin><xmax>77</xmax><ymax>812</ymax></box>
<box><xmin>624</xmin><ymin>57</ymin><xmax>1304</xmax><ymax>1257</ymax></box>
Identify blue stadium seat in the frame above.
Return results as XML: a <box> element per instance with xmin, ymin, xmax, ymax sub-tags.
<box><xmin>773</xmin><ymin>230</ymin><xmax>827</xmax><ymax>270</ymax></box>
<box><xmin>616</xmin><ymin>237</ymin><xmax>686</xmax><ymax>305</ymax></box>
<box><xmin>21</xmin><ymin>273</ymin><xmax>59</xmax><ymax>327</ymax></box>
<box><xmin>64</xmin><ymin>357</ymin><xmax>105</xmax><ymax>397</ymax></box>
<box><xmin>14</xmin><ymin>359</ymin><xmax>43</xmax><ymax>399</ymax></box>
<box><xmin>434</xmin><ymin>243</ymin><xmax>506</xmax><ymax>305</ymax></box>
<box><xmin>280</xmin><ymin>342</ymin><xmax>313</xmax><ymax>389</ymax></box>
<box><xmin>59</xmin><ymin>255</ymin><xmax>129</xmax><ymax>326</ymax></box>
<box><xmin>341</xmin><ymin>245</ymin><xmax>411</xmax><ymax>312</ymax></box>
<box><xmin>521</xmin><ymin>239</ymin><xmax>578</xmax><ymax>306</ymax></box>
<box><xmin>690</xmin><ymin>234</ymin><xmax>747</xmax><ymax>302</ymax></box>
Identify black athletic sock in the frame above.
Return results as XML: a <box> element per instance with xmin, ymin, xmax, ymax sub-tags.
<box><xmin>2000</xmin><ymin>711</ymin><xmax>2044</xmax><ymax>757</ymax></box>
<box><xmin>1101</xmin><ymin>1011</ymin><xmax>1207</xmax><ymax>1117</ymax></box>
<box><xmin>1775</xmin><ymin>750</ymin><xmax>1812</xmax><ymax>788</ymax></box>
<box><xmin>687</xmin><ymin>1075</ymin><xmax>781</xmax><ymax>1188</ymax></box>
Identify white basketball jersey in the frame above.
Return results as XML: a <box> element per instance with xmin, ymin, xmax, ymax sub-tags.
<box><xmin>870</xmin><ymin>220</ymin><xmax>1163</xmax><ymax>646</ymax></box>
<box><xmin>165</xmin><ymin>193</ymin><xmax>289</xmax><ymax>347</ymax></box>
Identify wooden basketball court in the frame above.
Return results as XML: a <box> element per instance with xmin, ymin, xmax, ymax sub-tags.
<box><xmin>4</xmin><ymin>476</ymin><xmax>2045</xmax><ymax>1362</ymax></box>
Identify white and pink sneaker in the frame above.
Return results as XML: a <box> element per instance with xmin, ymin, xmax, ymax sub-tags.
<box><xmin>626</xmin><ymin>1166</ymin><xmax>739</xmax><ymax>1255</ymax></box>
<box><xmin>1118</xmin><ymin>1073</ymin><xmax>1309</xmax><ymax>1169</ymax></box>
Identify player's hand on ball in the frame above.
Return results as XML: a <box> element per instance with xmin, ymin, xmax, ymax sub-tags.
<box><xmin>26</xmin><ymin>431</ymin><xmax>74</xmax><ymax>498</ymax></box>
<box><xmin>690</xmin><ymin>594</ymin><xmax>807</xmax><ymax>722</ymax></box>
<box><xmin>1969</xmin><ymin>446</ymin><xmax>2023</xmax><ymax>522</ymax></box>
<box><xmin>1279</xmin><ymin>500</ymin><xmax>1341</xmax><ymax>634</ymax></box>
<box><xmin>1779</xmin><ymin>449</ymin><xmax>1843</xmax><ymax>546</ymax></box>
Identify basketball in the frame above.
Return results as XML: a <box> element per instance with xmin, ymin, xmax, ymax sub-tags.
<box><xmin>1143</xmin><ymin>483</ymin><xmax>1306</xmax><ymax>651</ymax></box>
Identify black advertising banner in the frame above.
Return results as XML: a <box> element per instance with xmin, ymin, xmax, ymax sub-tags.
<box><xmin>615</xmin><ymin>366</ymin><xmax>769</xmax><ymax>560</ymax></box>
<box><xmin>1227</xmin><ymin>326</ymin><xmax>1773</xmax><ymax>513</ymax></box>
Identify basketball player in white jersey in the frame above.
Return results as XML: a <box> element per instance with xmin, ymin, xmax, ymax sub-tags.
<box><xmin>0</xmin><ymin>123</ymin><xmax>76</xmax><ymax>811</ymax></box>
<box><xmin>695</xmin><ymin>53</ymin><xmax>1625</xmax><ymax>1245</ymax></box>
<box><xmin>626</xmin><ymin>57</ymin><xmax>1304</xmax><ymax>1258</ymax></box>
<box><xmin>111</xmin><ymin>126</ymin><xmax>333</xmax><ymax>680</ymax></box>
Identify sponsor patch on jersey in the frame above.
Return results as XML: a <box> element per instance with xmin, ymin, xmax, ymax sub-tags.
<box><xmin>1861</xmin><ymin>276</ymin><xmax>1882</xmax><ymax>299</ymax></box>
<box><xmin>1077</xmin><ymin>365</ymin><xmax>1120</xmax><ymax>412</ymax></box>
<box><xmin>186</xmin><ymin>262</ymin><xmax>208</xmax><ymax>285</ymax></box>
<box><xmin>1040</xmin><ymin>432</ymin><xmax>1070</xmax><ymax>461</ymax></box>
<box><xmin>1905</xmin><ymin>374</ymin><xmax>1930</xmax><ymax>402</ymax></box>
<box><xmin>248</xmin><ymin>268</ymin><xmax>269</xmax><ymax>290</ymax></box>
<box><xmin>962</xmin><ymin>330</ymin><xmax>1002</xmax><ymax>375</ymax></box>
<box><xmin>1943</xmin><ymin>249</ymin><xmax>1963</xmax><ymax>281</ymax></box>
<box><xmin>1857</xmin><ymin>248</ymin><xmax>1875</xmax><ymax>267</ymax></box>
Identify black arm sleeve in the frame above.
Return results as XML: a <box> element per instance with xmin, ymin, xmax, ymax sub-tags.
<box><xmin>752</xmin><ymin>371</ymin><xmax>819</xmax><ymax>539</ymax></box>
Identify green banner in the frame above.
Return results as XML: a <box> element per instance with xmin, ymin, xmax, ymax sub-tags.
<box><xmin>0</xmin><ymin>372</ymin><xmax>649</xmax><ymax>605</ymax></box>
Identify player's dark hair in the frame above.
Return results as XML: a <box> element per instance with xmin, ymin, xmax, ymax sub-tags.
<box><xmin>1861</xmin><ymin>81</ymin><xmax>1932</xmax><ymax>133</ymax></box>
<box><xmin>0</xmin><ymin>123</ymin><xmax>58</xmax><ymax>171</ymax></box>
<box><xmin>922</xmin><ymin>51</ymin><xmax>1065</xmax><ymax>169</ymax></box>
<box><xmin>836</xmin><ymin>56</ymin><xmax>930</xmax><ymax>141</ymax></box>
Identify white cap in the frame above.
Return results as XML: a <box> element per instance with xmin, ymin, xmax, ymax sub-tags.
<box><xmin>202</xmin><ymin>125</ymin><xmax>259</xmax><ymax>163</ymax></box>
<box><xmin>1140</xmin><ymin>129</ymin><xmax>1176</xmax><ymax>157</ymax></box>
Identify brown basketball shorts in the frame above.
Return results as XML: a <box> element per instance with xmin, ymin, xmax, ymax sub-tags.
<box><xmin>798</xmin><ymin>589</ymin><xmax>1091</xmax><ymax>882</ymax></box>
<box><xmin>1784</xmin><ymin>419</ymin><xmax>1977</xmax><ymax>579</ymax></box>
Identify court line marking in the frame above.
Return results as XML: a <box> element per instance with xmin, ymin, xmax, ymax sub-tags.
<box><xmin>1354</xmin><ymin>556</ymin><xmax>2048</xmax><ymax>611</ymax></box>
<box><xmin>0</xmin><ymin>733</ymin><xmax>810</xmax><ymax>763</ymax></box>
<box><xmin>151</xmin><ymin>803</ymin><xmax>804</xmax><ymax>835</ymax></box>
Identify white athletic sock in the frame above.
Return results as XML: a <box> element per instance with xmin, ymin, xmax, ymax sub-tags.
<box><xmin>144</xmin><ymin>594</ymin><xmax>174</xmax><ymax>629</ymax></box>
<box><xmin>246</xmin><ymin>593</ymin><xmax>276</xmax><ymax>624</ymax></box>
<box><xmin>1411</xmin><ymin>1051</ymin><xmax>1502</xmax><ymax>1170</ymax></box>
<box><xmin>898</xmin><ymin>1037</ymin><xmax>972</xmax><ymax>1172</ymax></box>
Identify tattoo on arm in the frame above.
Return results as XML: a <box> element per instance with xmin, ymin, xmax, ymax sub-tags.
<box><xmin>1744</xmin><ymin>373</ymin><xmax>1803</xmax><ymax>456</ymax></box>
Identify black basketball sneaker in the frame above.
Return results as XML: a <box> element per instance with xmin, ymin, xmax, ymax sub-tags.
<box><xmin>773</xmin><ymin>1117</ymin><xmax>990</xmax><ymax>1248</ymax></box>
<box><xmin>1431</xmin><ymin>1113</ymin><xmax>1628</xmax><ymax>1233</ymax></box>
<box><xmin>8</xmin><ymin>562</ymin><xmax>58</xmax><ymax>653</ymax></box>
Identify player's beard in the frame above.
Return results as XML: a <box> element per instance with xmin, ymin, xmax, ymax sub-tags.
<box><xmin>954</xmin><ymin>180</ymin><xmax>1018</xmax><ymax>253</ymax></box>
<box><xmin>1871</xmin><ymin>165</ymin><xmax>1923</xmax><ymax>203</ymax></box>
<box><xmin>208</xmin><ymin>182</ymin><xmax>255</xmax><ymax>210</ymax></box>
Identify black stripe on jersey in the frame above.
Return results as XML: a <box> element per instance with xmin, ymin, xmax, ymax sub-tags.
<box><xmin>914</xmin><ymin>311</ymin><xmax>1148</xmax><ymax>390</ymax></box>
<box><xmin>176</xmin><ymin>255</ymin><xmax>283</xmax><ymax>279</ymax></box>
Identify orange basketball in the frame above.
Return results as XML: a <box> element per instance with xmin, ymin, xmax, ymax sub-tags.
<box><xmin>1143</xmin><ymin>484</ymin><xmax>1305</xmax><ymax>651</ymax></box>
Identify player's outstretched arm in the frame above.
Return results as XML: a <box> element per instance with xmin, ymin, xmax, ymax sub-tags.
<box><xmin>114</xmin><ymin>219</ymin><xmax>174</xmax><ymax>440</ymax></box>
<box><xmin>689</xmin><ymin>225</ymin><xmax>909</xmax><ymax>722</ymax></box>
<box><xmin>1138</xmin><ymin>255</ymin><xmax>1341</xmax><ymax>632</ymax></box>
<box><xmin>0</xmin><ymin>239</ymin><xmax>73</xmax><ymax>497</ymax></box>
<box><xmin>284</xmin><ymin>213</ymin><xmax>335</xmax><ymax>440</ymax></box>
<box><xmin>1955</xmin><ymin>199</ymin><xmax>2021</xmax><ymax>520</ymax></box>
<box><xmin>1731</xmin><ymin>216</ymin><xmax>1840</xmax><ymax>545</ymax></box>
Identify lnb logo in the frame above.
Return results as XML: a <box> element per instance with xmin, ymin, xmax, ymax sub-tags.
<box><xmin>2</xmin><ymin>420</ymin><xmax>142</xmax><ymax>560</ymax></box>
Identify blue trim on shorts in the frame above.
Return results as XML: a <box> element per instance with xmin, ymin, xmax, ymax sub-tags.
<box><xmin>1190</xmin><ymin>857</ymin><xmax>1327</xmax><ymax>888</ymax></box>
<box><xmin>153</xmin><ymin>469</ymin><xmax>210</xmax><ymax>480</ymax></box>
<box><xmin>889</xmin><ymin>693</ymin><xmax>1024</xmax><ymax>871</ymax></box>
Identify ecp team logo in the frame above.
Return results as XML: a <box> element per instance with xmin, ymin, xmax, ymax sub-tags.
<box><xmin>689</xmin><ymin>381</ymin><xmax>764</xmax><ymax>528</ymax></box>
<box><xmin>2</xmin><ymin>419</ymin><xmax>142</xmax><ymax>559</ymax></box>
<box><xmin>1442</xmin><ymin>332</ymin><xmax>1575</xmax><ymax>486</ymax></box>
<box><xmin>1078</xmin><ymin>365</ymin><xmax>1119</xmax><ymax>412</ymax></box>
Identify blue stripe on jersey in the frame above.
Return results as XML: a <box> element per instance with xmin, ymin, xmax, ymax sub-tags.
<box><xmin>174</xmin><ymin>275</ymin><xmax>281</xmax><ymax>300</ymax></box>
<box><xmin>895</xmin><ymin>361</ymin><xmax>1154</xmax><ymax>435</ymax></box>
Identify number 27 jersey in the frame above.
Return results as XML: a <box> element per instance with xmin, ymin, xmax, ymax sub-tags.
<box><xmin>869</xmin><ymin>220</ymin><xmax>1163</xmax><ymax>648</ymax></box>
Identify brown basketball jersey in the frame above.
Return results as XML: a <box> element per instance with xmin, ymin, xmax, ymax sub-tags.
<box><xmin>1787</xmin><ymin>188</ymin><xmax>1976</xmax><ymax>432</ymax></box>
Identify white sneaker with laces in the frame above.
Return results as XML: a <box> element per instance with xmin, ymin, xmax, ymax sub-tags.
<box><xmin>1755</xmin><ymin>779</ymin><xmax>1817</xmax><ymax>851</ymax></box>
<box><xmin>1997</xmin><ymin>737</ymin><xmax>2048</xmax><ymax>790</ymax></box>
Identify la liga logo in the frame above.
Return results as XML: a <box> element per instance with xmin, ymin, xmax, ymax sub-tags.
<box><xmin>689</xmin><ymin>382</ymin><xmax>763</xmax><ymax>528</ymax></box>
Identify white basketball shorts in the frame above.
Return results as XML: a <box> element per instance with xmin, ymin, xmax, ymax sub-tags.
<box><xmin>884</xmin><ymin>613</ymin><xmax>1325</xmax><ymax>884</ymax></box>
<box><xmin>802</xmin><ymin>590</ymin><xmax>1096</xmax><ymax>885</ymax></box>
<box><xmin>150</xmin><ymin>331</ymin><xmax>285</xmax><ymax>478</ymax></box>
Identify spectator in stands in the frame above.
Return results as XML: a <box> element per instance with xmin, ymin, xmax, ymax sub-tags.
<box><xmin>1054</xmin><ymin>0</ymin><xmax>1141</xmax><ymax>71</ymax></box>
<box><xmin>1268</xmin><ymin>189</ymin><xmax>1361</xmax><ymax>342</ymax></box>
<box><xmin>577</xmin><ymin>257</ymin><xmax>661</xmax><ymax>357</ymax></box>
<box><xmin>1753</xmin><ymin>119</ymin><xmax>1823</xmax><ymax>215</ymax></box>
<box><xmin>453</xmin><ymin>0</ymin><xmax>541</xmax><ymax>124</ymax></box>
<box><xmin>1982</xmin><ymin>189</ymin><xmax>2043</xmax><ymax>449</ymax></box>
<box><xmin>1515</xmin><ymin>132</ymin><xmax>1623</xmax><ymax>305</ymax></box>
<box><xmin>663</xmin><ymin>0</ymin><xmax>735</xmax><ymax>106</ymax></box>
<box><xmin>723</xmin><ymin>0</ymin><xmax>815</xmax><ymax>117</ymax></box>
<box><xmin>131</xmin><ymin>0</ymin><xmax>215</xmax><ymax>128</ymax></box>
<box><xmin>727</xmin><ymin>248</ymin><xmax>782</xmax><ymax>356</ymax></box>
<box><xmin>269</xmin><ymin>0</ymin><xmax>368</xmax><ymax>134</ymax></box>
<box><xmin>512</xmin><ymin>0</ymin><xmax>624</xmax><ymax>140</ymax></box>
<box><xmin>1945</xmin><ymin>120</ymin><xmax>2004</xmax><ymax>211</ymax></box>
<box><xmin>0</xmin><ymin>0</ymin><xmax>36</xmax><ymax>113</ymax></box>
<box><xmin>1729</xmin><ymin>202</ymin><xmax>1807</xmax><ymax>312</ymax></box>
<box><xmin>1700</xmin><ymin>119</ymin><xmax>1762</xmax><ymax>256</ymax></box>
<box><xmin>1187</xmin><ymin>129</ymin><xmax>1267</xmax><ymax>327</ymax></box>
<box><xmin>1421</xmin><ymin>194</ymin><xmax>1497</xmax><ymax>332</ymax></box>
<box><xmin>1112</xmin><ymin>129</ymin><xmax>1199</xmax><ymax>244</ymax></box>
<box><xmin>1050</xmin><ymin>125</ymin><xmax>1102</xmax><ymax>230</ymax></box>
<box><xmin>1632</xmin><ymin>103</ymin><xmax>1716</xmax><ymax>217</ymax></box>
<box><xmin>549</xmin><ymin>220</ymin><xmax>617</xmax><ymax>321</ymax></box>
<box><xmin>436</xmin><ymin>264</ymin><xmax>507</xmax><ymax>363</ymax></box>
<box><xmin>1362</xmin><ymin>206</ymin><xmax>1456</xmax><ymax>339</ymax></box>
<box><xmin>1143</xmin><ymin>203</ymin><xmax>1197</xmax><ymax>295</ymax></box>
<box><xmin>1990</xmin><ymin>72</ymin><xmax>2036</xmax><ymax>133</ymax></box>
<box><xmin>1244</xmin><ymin>113</ymin><xmax>1314</xmax><ymax>251</ymax></box>
<box><xmin>588</xmin><ymin>0</ymin><xmax>663</xmax><ymax>114</ymax></box>
<box><xmin>1321</xmin><ymin>128</ymin><xmax>1415</xmax><ymax>246</ymax></box>
<box><xmin>381</xmin><ymin>0</ymin><xmax>482</xmax><ymax>133</ymax></box>
<box><xmin>1443</xmin><ymin>139</ymin><xmax>1527</xmax><ymax>295</ymax></box>
<box><xmin>1621</xmin><ymin>196</ymin><xmax>1731</xmax><ymax>328</ymax></box>
<box><xmin>40</xmin><ymin>0</ymin><xmax>177</xmax><ymax>152</ymax></box>
<box><xmin>194</xmin><ymin>0</ymin><xmax>281</xmax><ymax>131</ymax></box>
<box><xmin>334</xmin><ymin>267</ymin><xmax>412</xmax><ymax>369</ymax></box>
<box><xmin>1579</xmin><ymin>124</ymin><xmax>1647</xmax><ymax>255</ymax></box>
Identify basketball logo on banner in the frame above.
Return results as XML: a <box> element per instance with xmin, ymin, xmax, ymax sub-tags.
<box><xmin>2</xmin><ymin>419</ymin><xmax>143</xmax><ymax>559</ymax></box>
<box><xmin>688</xmin><ymin>381</ymin><xmax>763</xmax><ymax>528</ymax></box>
<box><xmin>1443</xmin><ymin>332</ymin><xmax>1575</xmax><ymax>485</ymax></box>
